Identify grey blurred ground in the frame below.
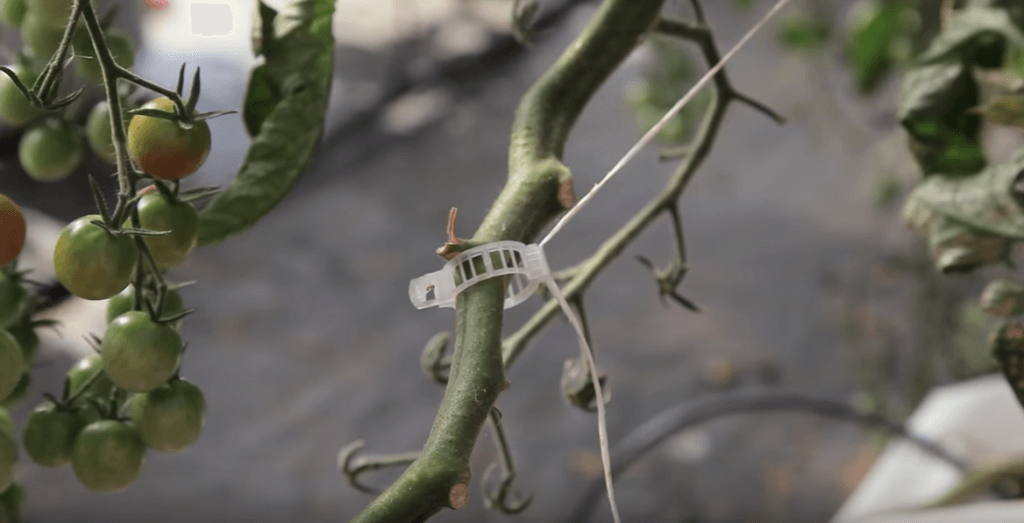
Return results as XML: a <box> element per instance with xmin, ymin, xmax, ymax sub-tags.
<box><xmin>0</xmin><ymin>1</ymin><xmax>1016</xmax><ymax>522</ymax></box>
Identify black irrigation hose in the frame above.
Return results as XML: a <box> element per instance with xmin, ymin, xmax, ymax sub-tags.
<box><xmin>566</xmin><ymin>389</ymin><xmax>970</xmax><ymax>523</ymax></box>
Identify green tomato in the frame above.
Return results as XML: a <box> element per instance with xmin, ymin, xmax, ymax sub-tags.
<box><xmin>135</xmin><ymin>192</ymin><xmax>199</xmax><ymax>270</ymax></box>
<box><xmin>71</xmin><ymin>419</ymin><xmax>146</xmax><ymax>493</ymax></box>
<box><xmin>0</xmin><ymin>0</ymin><xmax>26</xmax><ymax>27</ymax></box>
<box><xmin>19</xmin><ymin>118</ymin><xmax>83</xmax><ymax>182</ymax></box>
<box><xmin>128</xmin><ymin>97</ymin><xmax>211</xmax><ymax>180</ymax></box>
<box><xmin>54</xmin><ymin>214</ymin><xmax>137</xmax><ymax>300</ymax></box>
<box><xmin>22</xmin><ymin>402</ymin><xmax>92</xmax><ymax>467</ymax></box>
<box><xmin>0</xmin><ymin>408</ymin><xmax>15</xmax><ymax>494</ymax></box>
<box><xmin>0</xmin><ymin>479</ymin><xmax>24</xmax><ymax>523</ymax></box>
<box><xmin>76</xmin><ymin>30</ymin><xmax>135</xmax><ymax>83</ymax></box>
<box><xmin>20</xmin><ymin>11</ymin><xmax>63</xmax><ymax>59</ymax></box>
<box><xmin>85</xmin><ymin>101</ymin><xmax>116</xmax><ymax>163</ymax></box>
<box><xmin>0</xmin><ymin>330</ymin><xmax>23</xmax><ymax>401</ymax></box>
<box><xmin>0</xmin><ymin>274</ymin><xmax>27</xmax><ymax>328</ymax></box>
<box><xmin>131</xmin><ymin>378</ymin><xmax>205</xmax><ymax>453</ymax></box>
<box><xmin>67</xmin><ymin>352</ymin><xmax>124</xmax><ymax>406</ymax></box>
<box><xmin>5</xmin><ymin>320</ymin><xmax>37</xmax><ymax>363</ymax></box>
<box><xmin>25</xmin><ymin>0</ymin><xmax>71</xmax><ymax>28</ymax></box>
<box><xmin>0</xmin><ymin>372</ymin><xmax>29</xmax><ymax>408</ymax></box>
<box><xmin>106</xmin><ymin>284</ymin><xmax>183</xmax><ymax>326</ymax></box>
<box><xmin>101</xmin><ymin>311</ymin><xmax>182</xmax><ymax>393</ymax></box>
<box><xmin>0</xmin><ymin>66</ymin><xmax>39</xmax><ymax>127</ymax></box>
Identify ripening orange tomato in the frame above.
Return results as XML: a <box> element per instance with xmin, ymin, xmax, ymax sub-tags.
<box><xmin>0</xmin><ymin>194</ymin><xmax>26</xmax><ymax>266</ymax></box>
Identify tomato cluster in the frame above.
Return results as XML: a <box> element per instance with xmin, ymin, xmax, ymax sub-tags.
<box><xmin>0</xmin><ymin>267</ymin><xmax>207</xmax><ymax>498</ymax></box>
<box><xmin>55</xmin><ymin>188</ymin><xmax>202</xmax><ymax>302</ymax></box>
<box><xmin>0</xmin><ymin>0</ymin><xmax>208</xmax><ymax>184</ymax></box>
<box><xmin>0</xmin><ymin>0</ymin><xmax>227</xmax><ymax>512</ymax></box>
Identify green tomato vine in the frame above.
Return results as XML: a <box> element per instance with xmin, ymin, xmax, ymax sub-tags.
<box><xmin>0</xmin><ymin>0</ymin><xmax>334</xmax><ymax>511</ymax></box>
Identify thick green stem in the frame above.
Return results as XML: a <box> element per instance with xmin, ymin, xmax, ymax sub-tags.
<box><xmin>502</xmin><ymin>11</ymin><xmax>768</xmax><ymax>368</ymax></box>
<box><xmin>350</xmin><ymin>1</ymin><xmax>667</xmax><ymax>521</ymax></box>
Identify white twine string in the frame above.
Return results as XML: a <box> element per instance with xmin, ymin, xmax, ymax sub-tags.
<box><xmin>539</xmin><ymin>0</ymin><xmax>793</xmax><ymax>248</ymax></box>
<box><xmin>534</xmin><ymin>2</ymin><xmax>793</xmax><ymax>523</ymax></box>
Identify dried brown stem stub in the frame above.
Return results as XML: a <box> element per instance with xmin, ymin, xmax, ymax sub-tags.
<box><xmin>558</xmin><ymin>177</ymin><xmax>577</xmax><ymax>209</ymax></box>
<box><xmin>436</xmin><ymin>207</ymin><xmax>466</xmax><ymax>260</ymax></box>
<box><xmin>448</xmin><ymin>468</ymin><xmax>473</xmax><ymax>509</ymax></box>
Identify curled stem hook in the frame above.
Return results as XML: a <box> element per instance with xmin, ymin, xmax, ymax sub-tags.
<box><xmin>337</xmin><ymin>440</ymin><xmax>421</xmax><ymax>495</ymax></box>
<box><xmin>482</xmin><ymin>408</ymin><xmax>533</xmax><ymax>514</ymax></box>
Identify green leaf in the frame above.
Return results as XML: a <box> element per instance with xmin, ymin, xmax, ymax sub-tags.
<box><xmin>241</xmin><ymin>64</ymin><xmax>278</xmax><ymax>137</ymax></box>
<box><xmin>898</xmin><ymin>60</ymin><xmax>970</xmax><ymax>123</ymax></box>
<box><xmin>197</xmin><ymin>0</ymin><xmax>335</xmax><ymax>246</ymax></box>
<box><xmin>848</xmin><ymin>1</ymin><xmax>905</xmax><ymax>93</ymax></box>
<box><xmin>917</xmin><ymin>6</ymin><xmax>1024</xmax><ymax>65</ymax></box>
<box><xmin>898</xmin><ymin>59</ymin><xmax>985</xmax><ymax>175</ymax></box>
<box><xmin>926</xmin><ymin>214</ymin><xmax>1011</xmax><ymax>273</ymax></box>
<box><xmin>904</xmin><ymin>152</ymin><xmax>1024</xmax><ymax>240</ymax></box>
<box><xmin>625</xmin><ymin>36</ymin><xmax>708</xmax><ymax>145</ymax></box>
<box><xmin>990</xmin><ymin>322</ymin><xmax>1024</xmax><ymax>408</ymax></box>
<box><xmin>980</xmin><ymin>278</ymin><xmax>1024</xmax><ymax>317</ymax></box>
<box><xmin>777</xmin><ymin>14</ymin><xmax>831</xmax><ymax>52</ymax></box>
<box><xmin>251</xmin><ymin>1</ymin><xmax>278</xmax><ymax>57</ymax></box>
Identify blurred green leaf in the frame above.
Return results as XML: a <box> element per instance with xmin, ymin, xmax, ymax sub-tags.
<box><xmin>904</xmin><ymin>151</ymin><xmax>1024</xmax><ymax>240</ymax></box>
<box><xmin>917</xmin><ymin>6</ymin><xmax>1024</xmax><ymax>65</ymax></box>
<box><xmin>197</xmin><ymin>0</ymin><xmax>335</xmax><ymax>246</ymax></box>
<box><xmin>242</xmin><ymin>64</ymin><xmax>279</xmax><ymax>137</ymax></box>
<box><xmin>251</xmin><ymin>1</ymin><xmax>278</xmax><ymax>57</ymax></box>
<box><xmin>898</xmin><ymin>59</ymin><xmax>985</xmax><ymax>175</ymax></box>
<box><xmin>990</xmin><ymin>322</ymin><xmax>1024</xmax><ymax>408</ymax></box>
<box><xmin>848</xmin><ymin>1</ymin><xmax>906</xmax><ymax>93</ymax></box>
<box><xmin>952</xmin><ymin>303</ymin><xmax>1001</xmax><ymax>376</ymax></box>
<box><xmin>777</xmin><ymin>14</ymin><xmax>832</xmax><ymax>52</ymax></box>
<box><xmin>625</xmin><ymin>36</ymin><xmax>709</xmax><ymax>145</ymax></box>
<box><xmin>980</xmin><ymin>278</ymin><xmax>1024</xmax><ymax>317</ymax></box>
<box><xmin>926</xmin><ymin>214</ymin><xmax>1012</xmax><ymax>273</ymax></box>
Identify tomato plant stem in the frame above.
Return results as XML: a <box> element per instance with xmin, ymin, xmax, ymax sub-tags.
<box><xmin>351</xmin><ymin>0</ymin><xmax>670</xmax><ymax>521</ymax></box>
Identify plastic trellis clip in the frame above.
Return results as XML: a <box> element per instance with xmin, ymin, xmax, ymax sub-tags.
<box><xmin>409</xmin><ymin>240</ymin><xmax>622</xmax><ymax>522</ymax></box>
<box><xmin>409</xmin><ymin>241</ymin><xmax>551</xmax><ymax>310</ymax></box>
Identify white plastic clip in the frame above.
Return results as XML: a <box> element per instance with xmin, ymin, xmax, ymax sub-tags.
<box><xmin>409</xmin><ymin>241</ymin><xmax>550</xmax><ymax>310</ymax></box>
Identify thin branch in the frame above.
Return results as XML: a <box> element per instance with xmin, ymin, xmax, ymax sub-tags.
<box><xmin>666</xmin><ymin>202</ymin><xmax>687</xmax><ymax>269</ymax></box>
<box><xmin>504</xmin><ymin>18</ymin><xmax>732</xmax><ymax>369</ymax></box>
<box><xmin>732</xmin><ymin>90</ymin><xmax>787</xmax><ymax>124</ymax></box>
